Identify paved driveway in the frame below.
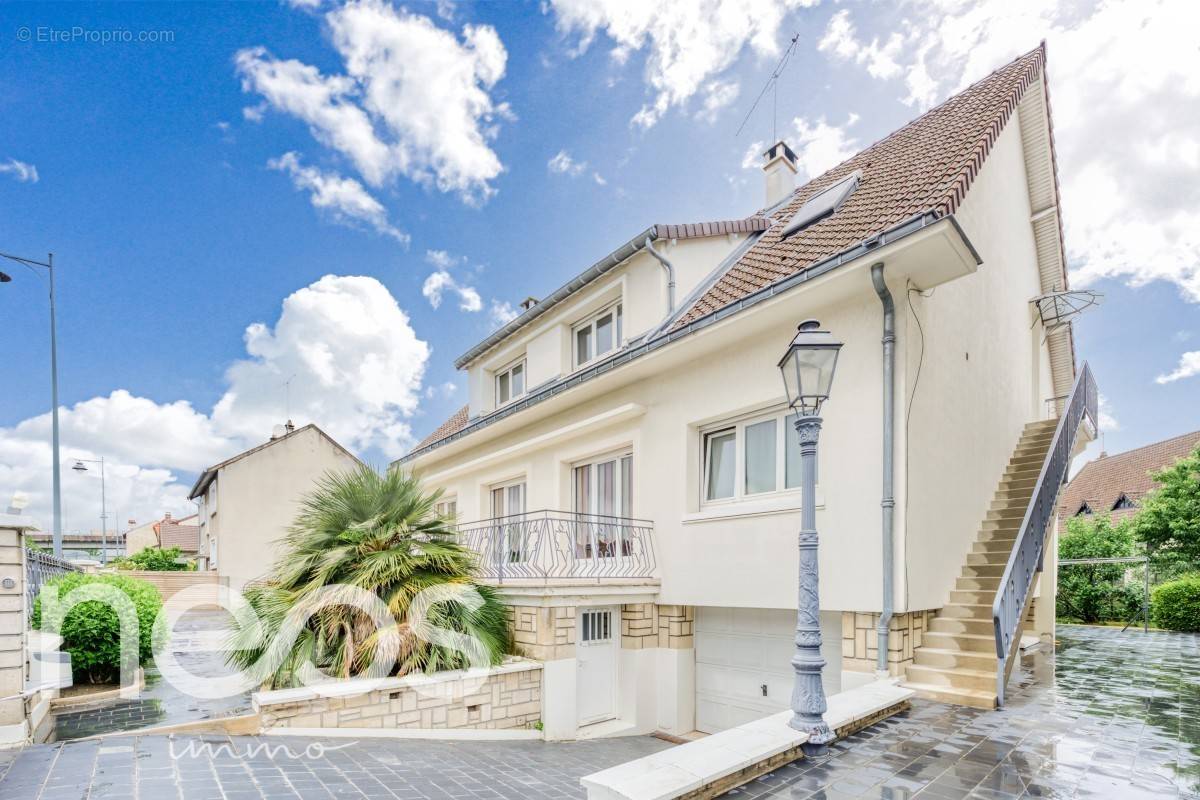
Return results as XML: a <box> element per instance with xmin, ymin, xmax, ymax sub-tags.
<box><xmin>2</xmin><ymin>625</ymin><xmax>1197</xmax><ymax>799</ymax></box>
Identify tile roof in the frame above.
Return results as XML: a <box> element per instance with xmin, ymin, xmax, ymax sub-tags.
<box><xmin>159</xmin><ymin>520</ymin><xmax>200</xmax><ymax>553</ymax></box>
<box><xmin>412</xmin><ymin>405</ymin><xmax>469</xmax><ymax>452</ymax></box>
<box><xmin>674</xmin><ymin>44</ymin><xmax>1049</xmax><ymax>327</ymax></box>
<box><xmin>1058</xmin><ymin>430</ymin><xmax>1200</xmax><ymax>523</ymax></box>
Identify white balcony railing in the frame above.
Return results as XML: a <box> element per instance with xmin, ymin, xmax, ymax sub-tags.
<box><xmin>455</xmin><ymin>510</ymin><xmax>656</xmax><ymax>583</ymax></box>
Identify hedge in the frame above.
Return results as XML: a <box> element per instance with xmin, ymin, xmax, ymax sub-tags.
<box><xmin>1151</xmin><ymin>574</ymin><xmax>1200</xmax><ymax>632</ymax></box>
<box><xmin>32</xmin><ymin>572</ymin><xmax>163</xmax><ymax>684</ymax></box>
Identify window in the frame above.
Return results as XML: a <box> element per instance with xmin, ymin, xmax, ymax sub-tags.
<box><xmin>1112</xmin><ymin>494</ymin><xmax>1137</xmax><ymax>511</ymax></box>
<box><xmin>580</xmin><ymin>608</ymin><xmax>613</xmax><ymax>645</ymax></box>
<box><xmin>490</xmin><ymin>480</ymin><xmax>528</xmax><ymax>562</ymax></box>
<box><xmin>1075</xmin><ymin>502</ymin><xmax>1093</xmax><ymax>516</ymax></box>
<box><xmin>703</xmin><ymin>411</ymin><xmax>807</xmax><ymax>503</ymax></box>
<box><xmin>573</xmin><ymin>453</ymin><xmax>633</xmax><ymax>558</ymax></box>
<box><xmin>495</xmin><ymin>359</ymin><xmax>526</xmax><ymax>406</ymax></box>
<box><xmin>435</xmin><ymin>498</ymin><xmax>457</xmax><ymax>519</ymax></box>
<box><xmin>573</xmin><ymin>303</ymin><xmax>623</xmax><ymax>368</ymax></box>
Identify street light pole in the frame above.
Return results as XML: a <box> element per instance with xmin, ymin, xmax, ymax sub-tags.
<box><xmin>0</xmin><ymin>250</ymin><xmax>63</xmax><ymax>558</ymax></box>
<box><xmin>72</xmin><ymin>457</ymin><xmax>107</xmax><ymax>564</ymax></box>
<box><xmin>777</xmin><ymin>319</ymin><xmax>843</xmax><ymax>757</ymax></box>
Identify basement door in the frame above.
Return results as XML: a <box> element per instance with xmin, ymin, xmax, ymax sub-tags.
<box><xmin>695</xmin><ymin>607</ymin><xmax>842</xmax><ymax>734</ymax></box>
<box><xmin>577</xmin><ymin>606</ymin><xmax>618</xmax><ymax>726</ymax></box>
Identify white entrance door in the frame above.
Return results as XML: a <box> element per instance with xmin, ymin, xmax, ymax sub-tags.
<box><xmin>694</xmin><ymin>607</ymin><xmax>842</xmax><ymax>734</ymax></box>
<box><xmin>577</xmin><ymin>606</ymin><xmax>618</xmax><ymax>725</ymax></box>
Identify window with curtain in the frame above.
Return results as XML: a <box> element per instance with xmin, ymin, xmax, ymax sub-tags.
<box><xmin>572</xmin><ymin>453</ymin><xmax>633</xmax><ymax>558</ymax></box>
<box><xmin>702</xmin><ymin>411</ymin><xmax>810</xmax><ymax>504</ymax></box>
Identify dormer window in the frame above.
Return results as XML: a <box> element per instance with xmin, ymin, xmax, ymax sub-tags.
<box><xmin>1075</xmin><ymin>502</ymin><xmax>1093</xmax><ymax>516</ymax></box>
<box><xmin>1113</xmin><ymin>494</ymin><xmax>1137</xmax><ymax>511</ymax></box>
<box><xmin>495</xmin><ymin>358</ymin><xmax>525</xmax><ymax>406</ymax></box>
<box><xmin>574</xmin><ymin>303</ymin><xmax>623</xmax><ymax>368</ymax></box>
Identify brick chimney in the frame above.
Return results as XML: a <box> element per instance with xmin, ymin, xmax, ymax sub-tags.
<box><xmin>763</xmin><ymin>140</ymin><xmax>798</xmax><ymax>208</ymax></box>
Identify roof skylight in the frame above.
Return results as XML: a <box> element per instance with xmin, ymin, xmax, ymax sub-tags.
<box><xmin>780</xmin><ymin>171</ymin><xmax>861</xmax><ymax>240</ymax></box>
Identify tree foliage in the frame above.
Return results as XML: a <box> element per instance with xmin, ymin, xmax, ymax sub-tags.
<box><xmin>1151</xmin><ymin>574</ymin><xmax>1200</xmax><ymax>632</ymax></box>
<box><xmin>226</xmin><ymin>465</ymin><xmax>511</xmax><ymax>689</ymax></box>
<box><xmin>31</xmin><ymin>572</ymin><xmax>162</xmax><ymax>684</ymax></box>
<box><xmin>1134</xmin><ymin>444</ymin><xmax>1200</xmax><ymax>568</ymax></box>
<box><xmin>113</xmin><ymin>546</ymin><xmax>195</xmax><ymax>571</ymax></box>
<box><xmin>1057</xmin><ymin>514</ymin><xmax>1141</xmax><ymax>623</ymax></box>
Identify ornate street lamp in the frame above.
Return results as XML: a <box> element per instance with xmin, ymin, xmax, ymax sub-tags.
<box><xmin>777</xmin><ymin>318</ymin><xmax>842</xmax><ymax>755</ymax></box>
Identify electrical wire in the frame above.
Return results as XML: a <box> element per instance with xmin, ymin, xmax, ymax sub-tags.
<box><xmin>903</xmin><ymin>281</ymin><xmax>933</xmax><ymax>608</ymax></box>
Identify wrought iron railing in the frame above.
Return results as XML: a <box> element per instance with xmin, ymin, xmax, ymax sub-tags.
<box><xmin>455</xmin><ymin>510</ymin><xmax>656</xmax><ymax>583</ymax></box>
<box><xmin>992</xmin><ymin>361</ymin><xmax>1096</xmax><ymax>705</ymax></box>
<box><xmin>25</xmin><ymin>548</ymin><xmax>81</xmax><ymax>617</ymax></box>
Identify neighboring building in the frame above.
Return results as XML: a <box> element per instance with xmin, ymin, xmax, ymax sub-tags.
<box><xmin>188</xmin><ymin>423</ymin><xmax>360</xmax><ymax>591</ymax></box>
<box><xmin>123</xmin><ymin>512</ymin><xmax>200</xmax><ymax>558</ymax></box>
<box><xmin>27</xmin><ymin>530</ymin><xmax>126</xmax><ymax>563</ymax></box>
<box><xmin>398</xmin><ymin>44</ymin><xmax>1094</xmax><ymax>736</ymax></box>
<box><xmin>1059</xmin><ymin>430</ymin><xmax>1200</xmax><ymax>524</ymax></box>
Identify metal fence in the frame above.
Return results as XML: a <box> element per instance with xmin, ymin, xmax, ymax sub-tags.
<box><xmin>455</xmin><ymin>510</ymin><xmax>656</xmax><ymax>583</ymax></box>
<box><xmin>992</xmin><ymin>361</ymin><xmax>1097</xmax><ymax>706</ymax></box>
<box><xmin>25</xmin><ymin>548</ymin><xmax>80</xmax><ymax>618</ymax></box>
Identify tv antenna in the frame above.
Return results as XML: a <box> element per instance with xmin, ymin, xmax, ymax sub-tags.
<box><xmin>736</xmin><ymin>32</ymin><xmax>801</xmax><ymax>141</ymax></box>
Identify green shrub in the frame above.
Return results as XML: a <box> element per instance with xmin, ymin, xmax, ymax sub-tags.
<box><xmin>32</xmin><ymin>572</ymin><xmax>163</xmax><ymax>684</ymax></box>
<box><xmin>113</xmin><ymin>546</ymin><xmax>194</xmax><ymax>571</ymax></box>
<box><xmin>1151</xmin><ymin>574</ymin><xmax>1200</xmax><ymax>632</ymax></box>
<box><xmin>1056</xmin><ymin>514</ymin><xmax>1141</xmax><ymax>623</ymax></box>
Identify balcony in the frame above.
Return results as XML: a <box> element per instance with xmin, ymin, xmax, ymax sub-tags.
<box><xmin>456</xmin><ymin>510</ymin><xmax>656</xmax><ymax>584</ymax></box>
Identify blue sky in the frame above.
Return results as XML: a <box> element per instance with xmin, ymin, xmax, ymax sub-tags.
<box><xmin>0</xmin><ymin>0</ymin><xmax>1196</xmax><ymax>531</ymax></box>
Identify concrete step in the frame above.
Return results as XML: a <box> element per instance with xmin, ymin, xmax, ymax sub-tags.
<box><xmin>985</xmin><ymin>507</ymin><xmax>1027</xmax><ymax>521</ymax></box>
<box><xmin>966</xmin><ymin>551</ymin><xmax>1010</xmax><ymax>567</ymax></box>
<box><xmin>922</xmin><ymin>631</ymin><xmax>997</xmax><ymax>654</ymax></box>
<box><xmin>938</xmin><ymin>603</ymin><xmax>993</xmax><ymax>620</ymax></box>
<box><xmin>903</xmin><ymin>681</ymin><xmax>998</xmax><ymax>710</ymax></box>
<box><xmin>914</xmin><ymin>647</ymin><xmax>998</xmax><ymax>672</ymax></box>
<box><xmin>974</xmin><ymin>538</ymin><xmax>1017</xmax><ymax>553</ymax></box>
<box><xmin>956</xmin><ymin>575</ymin><xmax>1001</xmax><ymax>591</ymax></box>
<box><xmin>930</xmin><ymin>617</ymin><xmax>994</xmax><ymax>636</ymax></box>
<box><xmin>949</xmin><ymin>589</ymin><xmax>995</xmax><ymax>605</ymax></box>
<box><xmin>997</xmin><ymin>477</ymin><xmax>1038</xmax><ymax>492</ymax></box>
<box><xmin>979</xmin><ymin>519</ymin><xmax>1021</xmax><ymax>534</ymax></box>
<box><xmin>961</xmin><ymin>564</ymin><xmax>1005</xmax><ymax>578</ymax></box>
<box><xmin>906</xmin><ymin>664</ymin><xmax>998</xmax><ymax>692</ymax></box>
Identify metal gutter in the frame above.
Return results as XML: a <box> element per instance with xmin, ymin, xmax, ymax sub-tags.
<box><xmin>401</xmin><ymin>211</ymin><xmax>954</xmax><ymax>466</ymax></box>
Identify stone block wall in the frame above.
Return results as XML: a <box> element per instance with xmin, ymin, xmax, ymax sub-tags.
<box><xmin>0</xmin><ymin>527</ymin><xmax>24</xmax><ymax>742</ymax></box>
<box><xmin>508</xmin><ymin>605</ymin><xmax>575</xmax><ymax>660</ymax></box>
<box><xmin>620</xmin><ymin>603</ymin><xmax>694</xmax><ymax>650</ymax></box>
<box><xmin>841</xmin><ymin>610</ymin><xmax>937</xmax><ymax>677</ymax></box>
<box><xmin>257</xmin><ymin>661</ymin><xmax>542</xmax><ymax>731</ymax></box>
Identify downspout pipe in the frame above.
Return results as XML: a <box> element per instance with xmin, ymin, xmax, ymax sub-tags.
<box><xmin>644</xmin><ymin>236</ymin><xmax>676</xmax><ymax>315</ymax></box>
<box><xmin>871</xmin><ymin>262</ymin><xmax>896</xmax><ymax>675</ymax></box>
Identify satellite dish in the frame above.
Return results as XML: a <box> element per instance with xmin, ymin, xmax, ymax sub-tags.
<box><xmin>271</xmin><ymin>424</ymin><xmax>287</xmax><ymax>440</ymax></box>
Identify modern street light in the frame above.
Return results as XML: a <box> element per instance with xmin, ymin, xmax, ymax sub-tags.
<box><xmin>1</xmin><ymin>250</ymin><xmax>63</xmax><ymax>558</ymax></box>
<box><xmin>777</xmin><ymin>318</ymin><xmax>842</xmax><ymax>756</ymax></box>
<box><xmin>71</xmin><ymin>457</ymin><xmax>108</xmax><ymax>565</ymax></box>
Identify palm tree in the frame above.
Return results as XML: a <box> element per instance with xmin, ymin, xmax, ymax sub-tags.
<box><xmin>226</xmin><ymin>465</ymin><xmax>510</xmax><ymax>689</ymax></box>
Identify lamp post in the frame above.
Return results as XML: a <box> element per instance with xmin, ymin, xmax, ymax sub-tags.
<box><xmin>777</xmin><ymin>319</ymin><xmax>842</xmax><ymax>756</ymax></box>
<box><xmin>1</xmin><ymin>251</ymin><xmax>63</xmax><ymax>558</ymax></box>
<box><xmin>71</xmin><ymin>457</ymin><xmax>108</xmax><ymax>565</ymax></box>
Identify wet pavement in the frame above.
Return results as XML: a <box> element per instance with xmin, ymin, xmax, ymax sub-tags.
<box><xmin>734</xmin><ymin>624</ymin><xmax>1200</xmax><ymax>799</ymax></box>
<box><xmin>1</xmin><ymin>625</ymin><xmax>1196</xmax><ymax>799</ymax></box>
<box><xmin>54</xmin><ymin>609</ymin><xmax>253</xmax><ymax>741</ymax></box>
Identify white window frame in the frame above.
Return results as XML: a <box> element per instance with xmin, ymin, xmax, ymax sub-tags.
<box><xmin>435</xmin><ymin>496</ymin><xmax>458</xmax><ymax>519</ymax></box>
<box><xmin>572</xmin><ymin>302</ymin><xmax>624</xmax><ymax>369</ymax></box>
<box><xmin>494</xmin><ymin>358</ymin><xmax>526</xmax><ymax>408</ymax></box>
<box><xmin>700</xmin><ymin>409</ymin><xmax>808</xmax><ymax>507</ymax></box>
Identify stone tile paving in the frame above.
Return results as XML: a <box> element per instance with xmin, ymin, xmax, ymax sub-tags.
<box><xmin>734</xmin><ymin>624</ymin><xmax>1200</xmax><ymax>799</ymax></box>
<box><xmin>54</xmin><ymin>609</ymin><xmax>253</xmax><ymax>741</ymax></box>
<box><xmin>2</xmin><ymin>625</ymin><xmax>1196</xmax><ymax>799</ymax></box>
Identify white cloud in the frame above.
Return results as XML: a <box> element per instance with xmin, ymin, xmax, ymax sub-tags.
<box><xmin>790</xmin><ymin>114</ymin><xmax>858</xmax><ymax>179</ymax></box>
<box><xmin>0</xmin><ymin>158</ymin><xmax>39</xmax><ymax>183</ymax></box>
<box><xmin>741</xmin><ymin>140</ymin><xmax>765</xmax><ymax>170</ymax></box>
<box><xmin>424</xmin><ymin>381</ymin><xmax>458</xmax><ymax>399</ymax></box>
<box><xmin>237</xmin><ymin>0</ymin><xmax>509</xmax><ymax>204</ymax></box>
<box><xmin>817</xmin><ymin>0</ymin><xmax>1200</xmax><ymax>304</ymax></box>
<box><xmin>269</xmin><ymin>152</ymin><xmax>408</xmax><ymax>242</ymax></box>
<box><xmin>0</xmin><ymin>275</ymin><xmax>432</xmax><ymax>529</ymax></box>
<box><xmin>548</xmin><ymin>150</ymin><xmax>587</xmax><ymax>176</ymax></box>
<box><xmin>1156</xmin><ymin>350</ymin><xmax>1200</xmax><ymax>384</ymax></box>
<box><xmin>548</xmin><ymin>0</ymin><xmax>815</xmax><ymax>129</ymax></box>
<box><xmin>698</xmin><ymin>79</ymin><xmax>741</xmax><ymax>123</ymax></box>
<box><xmin>490</xmin><ymin>300</ymin><xmax>519</xmax><ymax>326</ymax></box>
<box><xmin>592</xmin><ymin>172</ymin><xmax>607</xmax><ymax>186</ymax></box>
<box><xmin>818</xmin><ymin>10</ymin><xmax>903</xmax><ymax>79</ymax></box>
<box><xmin>422</xmin><ymin>270</ymin><xmax>482</xmax><ymax>312</ymax></box>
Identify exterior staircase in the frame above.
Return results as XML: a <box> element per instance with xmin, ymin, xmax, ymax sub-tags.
<box><xmin>902</xmin><ymin>418</ymin><xmax>1060</xmax><ymax>709</ymax></box>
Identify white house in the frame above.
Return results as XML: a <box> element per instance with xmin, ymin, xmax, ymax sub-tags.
<box><xmin>190</xmin><ymin>423</ymin><xmax>361</xmax><ymax>591</ymax></box>
<box><xmin>397</xmin><ymin>45</ymin><xmax>1094</xmax><ymax>740</ymax></box>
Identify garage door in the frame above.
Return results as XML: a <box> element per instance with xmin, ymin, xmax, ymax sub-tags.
<box><xmin>695</xmin><ymin>607</ymin><xmax>842</xmax><ymax>734</ymax></box>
